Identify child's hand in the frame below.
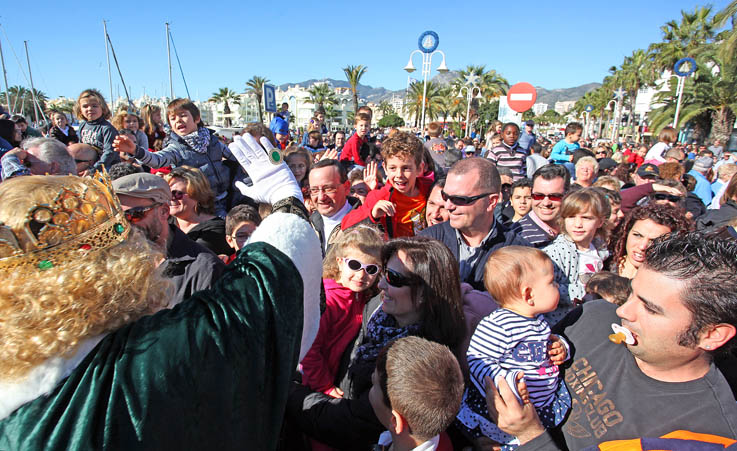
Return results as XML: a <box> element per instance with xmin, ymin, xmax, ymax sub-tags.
<box><xmin>319</xmin><ymin>149</ymin><xmax>338</xmax><ymax>161</ymax></box>
<box><xmin>364</xmin><ymin>161</ymin><xmax>379</xmax><ymax>191</ymax></box>
<box><xmin>548</xmin><ymin>334</ymin><xmax>567</xmax><ymax>365</ymax></box>
<box><xmin>371</xmin><ymin>200</ymin><xmax>395</xmax><ymax>220</ymax></box>
<box><xmin>485</xmin><ymin>375</ymin><xmax>543</xmax><ymax>444</ymax></box>
<box><xmin>327</xmin><ymin>386</ymin><xmax>344</xmax><ymax>399</ymax></box>
<box><xmin>113</xmin><ymin>135</ymin><xmax>136</xmax><ymax>155</ymax></box>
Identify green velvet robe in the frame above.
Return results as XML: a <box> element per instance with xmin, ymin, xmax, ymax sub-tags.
<box><xmin>0</xmin><ymin>242</ymin><xmax>303</xmax><ymax>450</ymax></box>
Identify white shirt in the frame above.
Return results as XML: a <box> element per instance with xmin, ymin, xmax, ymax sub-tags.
<box><xmin>321</xmin><ymin>201</ymin><xmax>352</xmax><ymax>251</ymax></box>
<box><xmin>377</xmin><ymin>431</ymin><xmax>440</xmax><ymax>450</ymax></box>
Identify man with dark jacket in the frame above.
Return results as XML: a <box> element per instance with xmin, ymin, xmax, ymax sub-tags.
<box><xmin>420</xmin><ymin>158</ymin><xmax>529</xmax><ymax>290</ymax></box>
<box><xmin>308</xmin><ymin>159</ymin><xmax>360</xmax><ymax>257</ymax></box>
<box><xmin>113</xmin><ymin>173</ymin><xmax>224</xmax><ymax>304</ymax></box>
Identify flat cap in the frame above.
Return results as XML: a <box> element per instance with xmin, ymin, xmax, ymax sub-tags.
<box><xmin>112</xmin><ymin>173</ymin><xmax>171</xmax><ymax>204</ymax></box>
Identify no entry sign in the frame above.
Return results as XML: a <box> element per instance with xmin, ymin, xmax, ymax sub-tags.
<box><xmin>507</xmin><ymin>82</ymin><xmax>537</xmax><ymax>113</ymax></box>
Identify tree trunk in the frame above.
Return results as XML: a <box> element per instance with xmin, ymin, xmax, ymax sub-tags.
<box><xmin>711</xmin><ymin>106</ymin><xmax>736</xmax><ymax>143</ymax></box>
<box><xmin>353</xmin><ymin>92</ymin><xmax>359</xmax><ymax>115</ymax></box>
<box><xmin>257</xmin><ymin>99</ymin><xmax>263</xmax><ymax>123</ymax></box>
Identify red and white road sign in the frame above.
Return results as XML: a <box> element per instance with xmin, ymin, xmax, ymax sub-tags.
<box><xmin>507</xmin><ymin>82</ymin><xmax>537</xmax><ymax>113</ymax></box>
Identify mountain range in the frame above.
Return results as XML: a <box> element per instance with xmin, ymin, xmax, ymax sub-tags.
<box><xmin>278</xmin><ymin>73</ymin><xmax>601</xmax><ymax>106</ymax></box>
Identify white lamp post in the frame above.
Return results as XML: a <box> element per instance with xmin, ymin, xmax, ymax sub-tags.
<box><xmin>457</xmin><ymin>74</ymin><xmax>482</xmax><ymax>138</ymax></box>
<box><xmin>404</xmin><ymin>31</ymin><xmax>448</xmax><ymax>133</ymax></box>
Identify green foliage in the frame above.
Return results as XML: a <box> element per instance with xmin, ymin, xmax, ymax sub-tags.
<box><xmin>307</xmin><ymin>83</ymin><xmax>338</xmax><ymax>110</ymax></box>
<box><xmin>246</xmin><ymin>76</ymin><xmax>269</xmax><ymax>123</ymax></box>
<box><xmin>378</xmin><ymin>113</ymin><xmax>405</xmax><ymax>128</ymax></box>
<box><xmin>343</xmin><ymin>65</ymin><xmax>367</xmax><ymax>115</ymax></box>
<box><xmin>208</xmin><ymin>87</ymin><xmax>241</xmax><ymax>127</ymax></box>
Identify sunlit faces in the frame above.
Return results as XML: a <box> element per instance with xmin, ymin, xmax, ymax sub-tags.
<box><xmin>226</xmin><ymin>221</ymin><xmax>258</xmax><ymax>251</ymax></box>
<box><xmin>335</xmin><ymin>133</ymin><xmax>346</xmax><ymax>148</ymax></box>
<box><xmin>378</xmin><ymin>250</ymin><xmax>421</xmax><ymax>327</ymax></box>
<box><xmin>167</xmin><ymin>179</ymin><xmax>195</xmax><ymax>217</ymax></box>
<box><xmin>575</xmin><ymin>163</ymin><xmax>596</xmax><ymax>185</ymax></box>
<box><xmin>531</xmin><ymin>176</ymin><xmax>566</xmax><ymax>227</ymax></box>
<box><xmin>443</xmin><ymin>170</ymin><xmax>497</xmax><ymax>233</ymax></box>
<box><xmin>425</xmin><ymin>185</ymin><xmax>449</xmax><ymax>226</ymax></box>
<box><xmin>337</xmin><ymin>247</ymin><xmax>380</xmax><ymax>293</ymax></box>
<box><xmin>608</xmin><ymin>202</ymin><xmax>624</xmax><ymax>229</ymax></box>
<box><xmin>80</xmin><ymin>97</ymin><xmax>103</xmax><ymax>122</ymax></box>
<box><xmin>383</xmin><ymin>155</ymin><xmax>422</xmax><ymax>196</ymax></box>
<box><xmin>168</xmin><ymin>109</ymin><xmax>198</xmax><ymax>136</ymax></box>
<box><xmin>625</xmin><ymin>219</ymin><xmax>673</xmax><ymax>270</ymax></box>
<box><xmin>616</xmin><ymin>266</ymin><xmax>702</xmax><ymax>374</ymax></box>
<box><xmin>124</xmin><ymin>115</ymin><xmax>140</xmax><ymax>132</ymax></box>
<box><xmin>563</xmin><ymin>206</ymin><xmax>604</xmax><ymax>250</ymax></box>
<box><xmin>356</xmin><ymin>120</ymin><xmax>370</xmax><ymax>138</ymax></box>
<box><xmin>350</xmin><ymin>180</ymin><xmax>369</xmax><ymax>204</ymax></box>
<box><xmin>568</xmin><ymin>130</ymin><xmax>582</xmax><ymax>143</ymax></box>
<box><xmin>510</xmin><ymin>186</ymin><xmax>532</xmax><ymax>220</ymax></box>
<box><xmin>309</xmin><ymin>165</ymin><xmax>349</xmax><ymax>217</ymax></box>
<box><xmin>502</xmin><ymin>125</ymin><xmax>520</xmax><ymax>146</ymax></box>
<box><xmin>286</xmin><ymin>154</ymin><xmax>308</xmax><ymax>183</ymax></box>
<box><xmin>52</xmin><ymin>112</ymin><xmax>68</xmax><ymax>129</ymax></box>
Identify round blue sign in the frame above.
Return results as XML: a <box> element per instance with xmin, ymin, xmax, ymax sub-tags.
<box><xmin>585</xmin><ymin>104</ymin><xmax>594</xmax><ymax>113</ymax></box>
<box><xmin>674</xmin><ymin>57</ymin><xmax>696</xmax><ymax>77</ymax></box>
<box><xmin>418</xmin><ymin>31</ymin><xmax>439</xmax><ymax>54</ymax></box>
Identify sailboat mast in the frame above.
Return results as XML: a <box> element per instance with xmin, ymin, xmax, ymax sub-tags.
<box><xmin>103</xmin><ymin>21</ymin><xmax>114</xmax><ymax>112</ymax></box>
<box><xmin>0</xmin><ymin>37</ymin><xmax>11</xmax><ymax>115</ymax></box>
<box><xmin>23</xmin><ymin>41</ymin><xmax>40</xmax><ymax>124</ymax></box>
<box><xmin>166</xmin><ymin>23</ymin><xmax>173</xmax><ymax>99</ymax></box>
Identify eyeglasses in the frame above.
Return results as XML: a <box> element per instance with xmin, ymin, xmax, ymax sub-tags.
<box><xmin>74</xmin><ymin>159</ymin><xmax>95</xmax><ymax>164</ymax></box>
<box><xmin>342</xmin><ymin>258</ymin><xmax>379</xmax><ymax>275</ymax></box>
<box><xmin>171</xmin><ymin>190</ymin><xmax>186</xmax><ymax>201</ymax></box>
<box><xmin>309</xmin><ymin>185</ymin><xmax>339</xmax><ymax>195</ymax></box>
<box><xmin>440</xmin><ymin>190</ymin><xmax>494</xmax><ymax>206</ymax></box>
<box><xmin>651</xmin><ymin>193</ymin><xmax>682</xmax><ymax>203</ymax></box>
<box><xmin>124</xmin><ymin>203</ymin><xmax>161</xmax><ymax>223</ymax></box>
<box><xmin>531</xmin><ymin>192</ymin><xmax>564</xmax><ymax>202</ymax></box>
<box><xmin>384</xmin><ymin>267</ymin><xmax>415</xmax><ymax>287</ymax></box>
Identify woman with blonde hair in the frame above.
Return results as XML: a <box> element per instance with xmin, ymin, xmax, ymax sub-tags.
<box><xmin>164</xmin><ymin>165</ymin><xmax>232</xmax><ymax>256</ymax></box>
<box><xmin>0</xmin><ymin>133</ymin><xmax>322</xmax><ymax>449</ymax></box>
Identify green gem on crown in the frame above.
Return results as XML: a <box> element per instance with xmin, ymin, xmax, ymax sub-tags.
<box><xmin>38</xmin><ymin>260</ymin><xmax>53</xmax><ymax>270</ymax></box>
<box><xmin>114</xmin><ymin>223</ymin><xmax>125</xmax><ymax>234</ymax></box>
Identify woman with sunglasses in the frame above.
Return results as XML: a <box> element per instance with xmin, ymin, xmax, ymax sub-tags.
<box><xmin>301</xmin><ymin>225</ymin><xmax>383</xmax><ymax>401</ymax></box>
<box><xmin>287</xmin><ymin>237</ymin><xmax>467</xmax><ymax>450</ymax></box>
<box><xmin>607</xmin><ymin>203</ymin><xmax>691</xmax><ymax>278</ymax></box>
<box><xmin>164</xmin><ymin>166</ymin><xmax>233</xmax><ymax>257</ymax></box>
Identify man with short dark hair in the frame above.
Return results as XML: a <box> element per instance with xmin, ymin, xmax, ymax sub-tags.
<box><xmin>488</xmin><ymin>232</ymin><xmax>737</xmax><ymax>448</ymax></box>
<box><xmin>513</xmin><ymin>164</ymin><xmax>570</xmax><ymax>247</ymax></box>
<box><xmin>420</xmin><ymin>158</ymin><xmax>528</xmax><ymax>290</ymax></box>
<box><xmin>113</xmin><ymin>172</ymin><xmax>224</xmax><ymax>304</ymax></box>
<box><xmin>308</xmin><ymin>159</ymin><xmax>359</xmax><ymax>255</ymax></box>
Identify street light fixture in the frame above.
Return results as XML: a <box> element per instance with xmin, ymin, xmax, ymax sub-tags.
<box><xmin>457</xmin><ymin>74</ymin><xmax>482</xmax><ymax>138</ymax></box>
<box><xmin>404</xmin><ymin>31</ymin><xmax>448</xmax><ymax>133</ymax></box>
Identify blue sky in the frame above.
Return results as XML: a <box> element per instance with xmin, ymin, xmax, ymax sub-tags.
<box><xmin>0</xmin><ymin>0</ymin><xmax>730</xmax><ymax>100</ymax></box>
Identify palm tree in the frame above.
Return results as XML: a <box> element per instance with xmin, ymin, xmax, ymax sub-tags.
<box><xmin>245</xmin><ymin>76</ymin><xmax>269</xmax><ymax>123</ymax></box>
<box><xmin>208</xmin><ymin>88</ymin><xmax>241</xmax><ymax>127</ymax></box>
<box><xmin>715</xmin><ymin>1</ymin><xmax>737</xmax><ymax>60</ymax></box>
<box><xmin>307</xmin><ymin>83</ymin><xmax>338</xmax><ymax>109</ymax></box>
<box><xmin>403</xmin><ymin>81</ymin><xmax>442</xmax><ymax>127</ymax></box>
<box><xmin>377</xmin><ymin>100</ymin><xmax>393</xmax><ymax>117</ymax></box>
<box><xmin>452</xmin><ymin>65</ymin><xmax>509</xmax><ymax>105</ymax></box>
<box><xmin>343</xmin><ymin>65</ymin><xmax>367</xmax><ymax>115</ymax></box>
<box><xmin>648</xmin><ymin>6</ymin><xmax>716</xmax><ymax>72</ymax></box>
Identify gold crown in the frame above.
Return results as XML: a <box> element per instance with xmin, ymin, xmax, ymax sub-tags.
<box><xmin>0</xmin><ymin>169</ymin><xmax>132</xmax><ymax>272</ymax></box>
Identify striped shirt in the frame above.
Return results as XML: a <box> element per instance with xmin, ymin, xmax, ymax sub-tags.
<box><xmin>468</xmin><ymin>308</ymin><xmax>564</xmax><ymax>408</ymax></box>
<box><xmin>512</xmin><ymin>213</ymin><xmax>555</xmax><ymax>248</ymax></box>
<box><xmin>486</xmin><ymin>143</ymin><xmax>527</xmax><ymax>181</ymax></box>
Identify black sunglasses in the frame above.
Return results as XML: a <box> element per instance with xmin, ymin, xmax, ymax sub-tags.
<box><xmin>384</xmin><ymin>267</ymin><xmax>415</xmax><ymax>288</ymax></box>
<box><xmin>651</xmin><ymin>193</ymin><xmax>682</xmax><ymax>203</ymax></box>
<box><xmin>171</xmin><ymin>190</ymin><xmax>187</xmax><ymax>201</ymax></box>
<box><xmin>441</xmin><ymin>190</ymin><xmax>494</xmax><ymax>206</ymax></box>
<box><xmin>124</xmin><ymin>203</ymin><xmax>161</xmax><ymax>223</ymax></box>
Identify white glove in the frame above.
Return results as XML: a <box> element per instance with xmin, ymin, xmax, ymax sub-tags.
<box><xmin>229</xmin><ymin>133</ymin><xmax>303</xmax><ymax>204</ymax></box>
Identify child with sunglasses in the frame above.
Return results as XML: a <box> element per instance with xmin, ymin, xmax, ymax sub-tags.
<box><xmin>301</xmin><ymin>225</ymin><xmax>384</xmax><ymax>399</ymax></box>
<box><xmin>458</xmin><ymin>246</ymin><xmax>571</xmax><ymax>450</ymax></box>
<box><xmin>542</xmin><ymin>188</ymin><xmax>610</xmax><ymax>325</ymax></box>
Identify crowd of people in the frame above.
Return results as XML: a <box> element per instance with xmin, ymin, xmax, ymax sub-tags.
<box><xmin>0</xmin><ymin>90</ymin><xmax>736</xmax><ymax>450</ymax></box>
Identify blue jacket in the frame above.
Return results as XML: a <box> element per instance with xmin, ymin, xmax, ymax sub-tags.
<box><xmin>687</xmin><ymin>169</ymin><xmax>713</xmax><ymax>206</ymax></box>
<box><xmin>134</xmin><ymin>128</ymin><xmax>235</xmax><ymax>197</ymax></box>
<box><xmin>78</xmin><ymin>118</ymin><xmax>120</xmax><ymax>172</ymax></box>
<box><xmin>550</xmin><ymin>139</ymin><xmax>579</xmax><ymax>164</ymax></box>
<box><xmin>518</xmin><ymin>130</ymin><xmax>536</xmax><ymax>151</ymax></box>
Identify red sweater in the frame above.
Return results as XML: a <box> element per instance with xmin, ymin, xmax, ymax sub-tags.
<box><xmin>341</xmin><ymin>175</ymin><xmax>434</xmax><ymax>239</ymax></box>
<box><xmin>301</xmin><ymin>279</ymin><xmax>368</xmax><ymax>394</ymax></box>
<box><xmin>338</xmin><ymin>133</ymin><xmax>367</xmax><ymax>166</ymax></box>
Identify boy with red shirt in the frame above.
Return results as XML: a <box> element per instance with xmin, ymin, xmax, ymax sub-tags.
<box><xmin>339</xmin><ymin>113</ymin><xmax>371</xmax><ymax>167</ymax></box>
<box><xmin>342</xmin><ymin>131</ymin><xmax>433</xmax><ymax>238</ymax></box>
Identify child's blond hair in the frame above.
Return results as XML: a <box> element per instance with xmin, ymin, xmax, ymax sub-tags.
<box><xmin>322</xmin><ymin>224</ymin><xmax>383</xmax><ymax>280</ymax></box>
<box><xmin>74</xmin><ymin>89</ymin><xmax>111</xmax><ymax>120</ymax></box>
<box><xmin>484</xmin><ymin>246</ymin><xmax>551</xmax><ymax>307</ymax></box>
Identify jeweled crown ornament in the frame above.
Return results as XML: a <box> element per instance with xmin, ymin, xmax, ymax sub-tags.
<box><xmin>0</xmin><ymin>169</ymin><xmax>132</xmax><ymax>272</ymax></box>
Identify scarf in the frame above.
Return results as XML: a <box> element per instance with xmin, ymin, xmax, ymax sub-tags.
<box><xmin>351</xmin><ymin>309</ymin><xmax>421</xmax><ymax>373</ymax></box>
<box><xmin>181</xmin><ymin>127</ymin><xmax>210</xmax><ymax>154</ymax></box>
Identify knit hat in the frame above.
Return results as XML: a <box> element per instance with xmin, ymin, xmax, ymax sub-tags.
<box><xmin>693</xmin><ymin>156</ymin><xmax>714</xmax><ymax>172</ymax></box>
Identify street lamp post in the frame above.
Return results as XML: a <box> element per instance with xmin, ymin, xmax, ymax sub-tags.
<box><xmin>404</xmin><ymin>31</ymin><xmax>448</xmax><ymax>133</ymax></box>
<box><xmin>611</xmin><ymin>88</ymin><xmax>625</xmax><ymax>142</ymax></box>
<box><xmin>457</xmin><ymin>75</ymin><xmax>482</xmax><ymax>138</ymax></box>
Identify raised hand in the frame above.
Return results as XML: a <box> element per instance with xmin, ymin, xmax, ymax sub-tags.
<box><xmin>113</xmin><ymin>135</ymin><xmax>136</xmax><ymax>155</ymax></box>
<box><xmin>364</xmin><ymin>161</ymin><xmax>379</xmax><ymax>191</ymax></box>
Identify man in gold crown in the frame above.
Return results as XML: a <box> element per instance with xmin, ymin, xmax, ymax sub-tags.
<box><xmin>0</xmin><ymin>133</ymin><xmax>321</xmax><ymax>450</ymax></box>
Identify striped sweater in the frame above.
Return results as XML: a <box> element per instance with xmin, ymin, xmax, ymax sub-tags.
<box><xmin>486</xmin><ymin>143</ymin><xmax>527</xmax><ymax>181</ymax></box>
